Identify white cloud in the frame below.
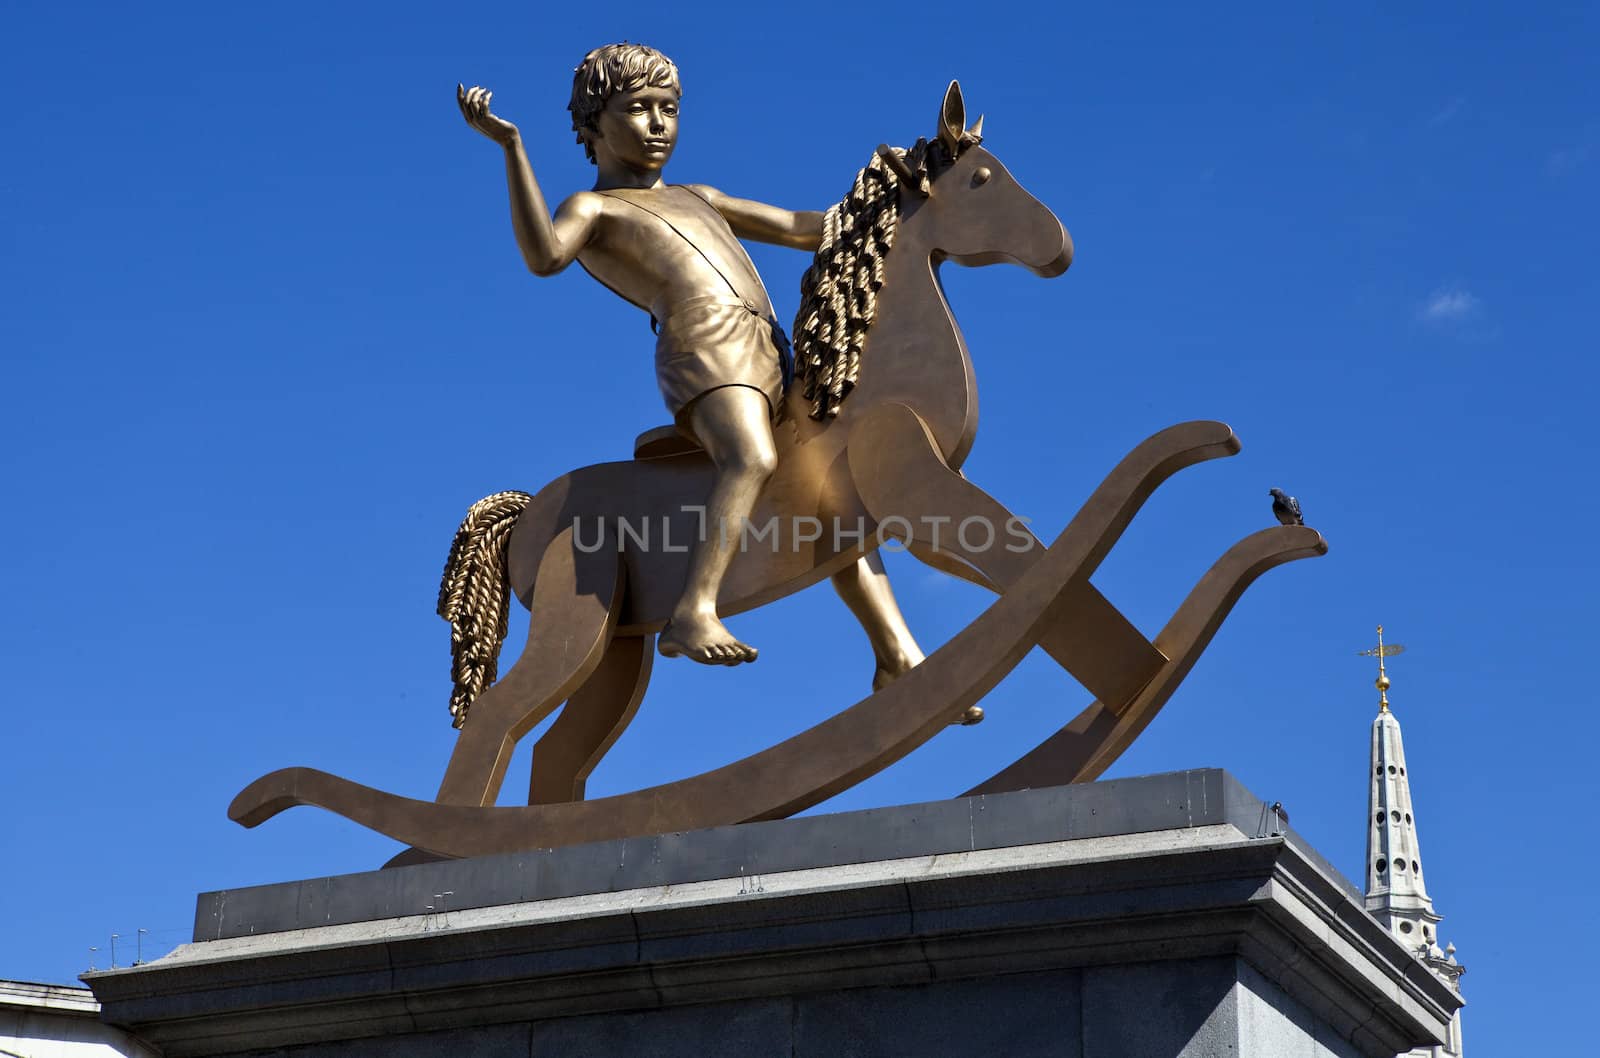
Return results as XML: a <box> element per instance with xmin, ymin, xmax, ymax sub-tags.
<box><xmin>1418</xmin><ymin>287</ymin><xmax>1479</xmax><ymax>323</ymax></box>
<box><xmin>1429</xmin><ymin>97</ymin><xmax>1466</xmax><ymax>125</ymax></box>
<box><xmin>1549</xmin><ymin>142</ymin><xmax>1591</xmax><ymax>176</ymax></box>
<box><xmin>1547</xmin><ymin>125</ymin><xmax>1596</xmax><ymax>176</ymax></box>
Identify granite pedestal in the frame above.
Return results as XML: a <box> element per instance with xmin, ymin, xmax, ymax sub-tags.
<box><xmin>86</xmin><ymin>770</ymin><xmax>1462</xmax><ymax>1057</ymax></box>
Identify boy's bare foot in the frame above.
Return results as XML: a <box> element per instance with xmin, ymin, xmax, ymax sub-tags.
<box><xmin>872</xmin><ymin>653</ymin><xmax>918</xmax><ymax>692</ymax></box>
<box><xmin>870</xmin><ymin>651</ymin><xmax>979</xmax><ymax>724</ymax></box>
<box><xmin>659</xmin><ymin>610</ymin><xmax>758</xmax><ymax>665</ymax></box>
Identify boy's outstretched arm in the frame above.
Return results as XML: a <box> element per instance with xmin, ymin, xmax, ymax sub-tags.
<box><xmin>686</xmin><ymin>185</ymin><xmax>824</xmax><ymax>252</ymax></box>
<box><xmin>459</xmin><ymin>85</ymin><xmax>599</xmax><ymax>276</ymax></box>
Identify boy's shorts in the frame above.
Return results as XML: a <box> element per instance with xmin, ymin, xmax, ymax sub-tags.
<box><xmin>654</xmin><ymin>295</ymin><xmax>790</xmax><ymax>426</ymax></box>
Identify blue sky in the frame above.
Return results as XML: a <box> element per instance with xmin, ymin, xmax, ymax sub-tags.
<box><xmin>3</xmin><ymin>2</ymin><xmax>1596</xmax><ymax>1050</ymax></box>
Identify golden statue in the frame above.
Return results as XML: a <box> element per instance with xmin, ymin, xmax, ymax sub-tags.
<box><xmin>230</xmin><ymin>44</ymin><xmax>1326</xmax><ymax>863</ymax></box>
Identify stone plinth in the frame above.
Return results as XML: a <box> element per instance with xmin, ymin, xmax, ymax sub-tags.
<box><xmin>86</xmin><ymin>770</ymin><xmax>1462</xmax><ymax>1057</ymax></box>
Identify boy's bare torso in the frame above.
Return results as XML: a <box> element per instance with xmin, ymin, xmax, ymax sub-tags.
<box><xmin>573</xmin><ymin>184</ymin><xmax>775</xmax><ymax>321</ymax></box>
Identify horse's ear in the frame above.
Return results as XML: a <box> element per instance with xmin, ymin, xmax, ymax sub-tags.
<box><xmin>969</xmin><ymin>114</ymin><xmax>984</xmax><ymax>140</ymax></box>
<box><xmin>938</xmin><ymin>80</ymin><xmax>966</xmax><ymax>155</ymax></box>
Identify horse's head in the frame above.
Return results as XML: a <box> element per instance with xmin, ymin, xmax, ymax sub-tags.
<box><xmin>792</xmin><ymin>91</ymin><xmax>1071</xmax><ymax>421</ymax></box>
<box><xmin>882</xmin><ymin>82</ymin><xmax>1073</xmax><ymax>277</ymax></box>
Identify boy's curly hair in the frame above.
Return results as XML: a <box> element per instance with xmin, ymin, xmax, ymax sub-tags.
<box><xmin>568</xmin><ymin>43</ymin><xmax>682</xmax><ymax>164</ymax></box>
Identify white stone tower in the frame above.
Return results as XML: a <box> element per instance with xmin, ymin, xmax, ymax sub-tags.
<box><xmin>1360</xmin><ymin>626</ymin><xmax>1465</xmax><ymax>1058</ymax></box>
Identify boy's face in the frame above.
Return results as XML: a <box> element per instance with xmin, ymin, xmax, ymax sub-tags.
<box><xmin>590</xmin><ymin>86</ymin><xmax>679</xmax><ymax>172</ymax></box>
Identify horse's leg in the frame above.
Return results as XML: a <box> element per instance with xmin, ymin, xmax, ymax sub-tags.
<box><xmin>435</xmin><ymin>526</ymin><xmax>622</xmax><ymax>808</ymax></box>
<box><xmin>849</xmin><ymin>403</ymin><xmax>1183</xmax><ymax>712</ymax></box>
<box><xmin>526</xmin><ymin>634</ymin><xmax>655</xmax><ymax>805</ymax></box>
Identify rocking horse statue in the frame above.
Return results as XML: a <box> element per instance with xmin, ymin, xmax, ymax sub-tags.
<box><xmin>231</xmin><ymin>48</ymin><xmax>1325</xmax><ymax>863</ymax></box>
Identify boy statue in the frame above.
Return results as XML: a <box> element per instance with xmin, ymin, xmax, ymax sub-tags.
<box><xmin>457</xmin><ymin>43</ymin><xmax>932</xmax><ymax>688</ymax></box>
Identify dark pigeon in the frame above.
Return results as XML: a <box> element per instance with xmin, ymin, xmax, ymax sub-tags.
<box><xmin>1269</xmin><ymin>488</ymin><xmax>1303</xmax><ymax>526</ymax></box>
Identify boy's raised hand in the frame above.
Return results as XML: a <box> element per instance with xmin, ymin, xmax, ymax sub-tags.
<box><xmin>458</xmin><ymin>84</ymin><xmax>519</xmax><ymax>145</ymax></box>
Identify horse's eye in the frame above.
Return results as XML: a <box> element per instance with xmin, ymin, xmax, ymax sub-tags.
<box><xmin>971</xmin><ymin>166</ymin><xmax>992</xmax><ymax>188</ymax></box>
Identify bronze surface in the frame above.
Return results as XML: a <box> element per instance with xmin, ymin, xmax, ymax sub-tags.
<box><xmin>965</xmin><ymin>524</ymin><xmax>1328</xmax><ymax>796</ymax></box>
<box><xmin>230</xmin><ymin>76</ymin><xmax>1324</xmax><ymax>860</ymax></box>
<box><xmin>231</xmin><ymin>416</ymin><xmax>1324</xmax><ymax>858</ymax></box>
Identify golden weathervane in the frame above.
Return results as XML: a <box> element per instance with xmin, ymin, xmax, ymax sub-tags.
<box><xmin>1358</xmin><ymin>625</ymin><xmax>1406</xmax><ymax>712</ymax></box>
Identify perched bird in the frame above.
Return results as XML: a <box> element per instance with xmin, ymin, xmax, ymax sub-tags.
<box><xmin>1269</xmin><ymin>488</ymin><xmax>1304</xmax><ymax>526</ymax></box>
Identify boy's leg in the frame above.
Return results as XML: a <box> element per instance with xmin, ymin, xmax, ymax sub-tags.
<box><xmin>830</xmin><ymin>551</ymin><xmax>925</xmax><ymax>689</ymax></box>
<box><xmin>831</xmin><ymin>551</ymin><xmax>981</xmax><ymax>723</ymax></box>
<box><xmin>660</xmin><ymin>384</ymin><xmax>777</xmax><ymax>665</ymax></box>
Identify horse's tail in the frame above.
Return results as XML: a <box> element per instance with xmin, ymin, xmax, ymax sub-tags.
<box><xmin>437</xmin><ymin>490</ymin><xmax>534</xmax><ymax>729</ymax></box>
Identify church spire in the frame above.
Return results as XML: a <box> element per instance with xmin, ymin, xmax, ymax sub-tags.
<box><xmin>1359</xmin><ymin>626</ymin><xmax>1465</xmax><ymax>1056</ymax></box>
<box><xmin>1362</xmin><ymin>627</ymin><xmax>1435</xmax><ymax>928</ymax></box>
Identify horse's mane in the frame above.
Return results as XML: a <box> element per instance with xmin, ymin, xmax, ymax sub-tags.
<box><xmin>792</xmin><ymin>143</ymin><xmax>933</xmax><ymax>420</ymax></box>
